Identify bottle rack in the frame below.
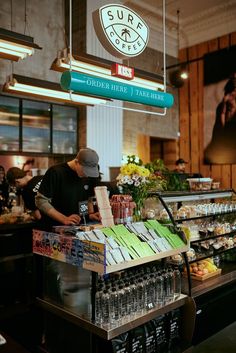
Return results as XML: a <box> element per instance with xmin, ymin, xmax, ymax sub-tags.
<box><xmin>33</xmin><ymin>222</ymin><xmax>190</xmax><ymax>340</ymax></box>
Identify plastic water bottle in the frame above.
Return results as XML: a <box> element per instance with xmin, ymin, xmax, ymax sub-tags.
<box><xmin>173</xmin><ymin>266</ymin><xmax>182</xmax><ymax>299</ymax></box>
<box><xmin>110</xmin><ymin>286</ymin><xmax>121</xmax><ymax>324</ymax></box>
<box><xmin>129</xmin><ymin>277</ymin><xmax>138</xmax><ymax>313</ymax></box>
<box><xmin>124</xmin><ymin>281</ymin><xmax>132</xmax><ymax>317</ymax></box>
<box><xmin>117</xmin><ymin>284</ymin><xmax>126</xmax><ymax>318</ymax></box>
<box><xmin>167</xmin><ymin>267</ymin><xmax>175</xmax><ymax>302</ymax></box>
<box><xmin>95</xmin><ymin>286</ymin><xmax>103</xmax><ymax>324</ymax></box>
<box><xmin>145</xmin><ymin>274</ymin><xmax>155</xmax><ymax>310</ymax></box>
<box><xmin>137</xmin><ymin>278</ymin><xmax>145</xmax><ymax>313</ymax></box>
<box><xmin>101</xmin><ymin>289</ymin><xmax>111</xmax><ymax>324</ymax></box>
<box><xmin>162</xmin><ymin>270</ymin><xmax>169</xmax><ymax>304</ymax></box>
<box><xmin>155</xmin><ymin>271</ymin><xmax>164</xmax><ymax>307</ymax></box>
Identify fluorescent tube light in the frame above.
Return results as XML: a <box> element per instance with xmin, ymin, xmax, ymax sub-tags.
<box><xmin>51</xmin><ymin>53</ymin><xmax>165</xmax><ymax>91</ymax></box>
<box><xmin>3</xmin><ymin>74</ymin><xmax>108</xmax><ymax>106</ymax></box>
<box><xmin>0</xmin><ymin>28</ymin><xmax>41</xmax><ymax>61</ymax></box>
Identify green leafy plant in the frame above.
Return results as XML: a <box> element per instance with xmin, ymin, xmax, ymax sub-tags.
<box><xmin>145</xmin><ymin>159</ymin><xmax>190</xmax><ymax>191</ymax></box>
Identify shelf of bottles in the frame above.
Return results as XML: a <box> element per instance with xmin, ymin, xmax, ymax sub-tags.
<box><xmin>33</xmin><ymin>217</ymin><xmax>190</xmax><ymax>340</ymax></box>
<box><xmin>36</xmin><ymin>259</ymin><xmax>187</xmax><ymax>340</ymax></box>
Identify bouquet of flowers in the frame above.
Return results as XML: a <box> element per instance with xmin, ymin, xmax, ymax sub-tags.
<box><xmin>116</xmin><ymin>155</ymin><xmax>152</xmax><ymax>219</ymax></box>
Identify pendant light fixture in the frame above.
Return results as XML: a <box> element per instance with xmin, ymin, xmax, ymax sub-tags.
<box><xmin>0</xmin><ymin>27</ymin><xmax>41</xmax><ymax>61</ymax></box>
<box><xmin>51</xmin><ymin>51</ymin><xmax>164</xmax><ymax>91</ymax></box>
<box><xmin>3</xmin><ymin>74</ymin><xmax>108</xmax><ymax>106</ymax></box>
<box><xmin>2</xmin><ymin>1</ymin><xmax>108</xmax><ymax>107</ymax></box>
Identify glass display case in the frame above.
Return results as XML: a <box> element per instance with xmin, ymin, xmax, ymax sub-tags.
<box><xmin>0</xmin><ymin>94</ymin><xmax>78</xmax><ymax>155</ymax></box>
<box><xmin>147</xmin><ymin>189</ymin><xmax>236</xmax><ymax>292</ymax></box>
<box><xmin>153</xmin><ymin>189</ymin><xmax>236</xmax><ymax>259</ymax></box>
<box><xmin>146</xmin><ymin>189</ymin><xmax>236</xmax><ymax>344</ymax></box>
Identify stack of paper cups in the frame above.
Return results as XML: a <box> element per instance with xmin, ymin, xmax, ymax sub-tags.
<box><xmin>95</xmin><ymin>186</ymin><xmax>114</xmax><ymax>227</ymax></box>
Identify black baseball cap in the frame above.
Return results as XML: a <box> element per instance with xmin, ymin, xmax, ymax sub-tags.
<box><xmin>176</xmin><ymin>158</ymin><xmax>188</xmax><ymax>165</ymax></box>
<box><xmin>76</xmin><ymin>148</ymin><xmax>99</xmax><ymax>178</ymax></box>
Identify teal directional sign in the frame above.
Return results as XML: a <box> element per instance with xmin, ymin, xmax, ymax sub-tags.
<box><xmin>60</xmin><ymin>71</ymin><xmax>174</xmax><ymax>108</ymax></box>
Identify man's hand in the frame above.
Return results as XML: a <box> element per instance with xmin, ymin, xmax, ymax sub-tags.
<box><xmin>89</xmin><ymin>212</ymin><xmax>101</xmax><ymax>222</ymax></box>
<box><xmin>63</xmin><ymin>214</ymin><xmax>81</xmax><ymax>225</ymax></box>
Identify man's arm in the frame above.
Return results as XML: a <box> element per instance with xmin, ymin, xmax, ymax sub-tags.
<box><xmin>35</xmin><ymin>192</ymin><xmax>81</xmax><ymax>225</ymax></box>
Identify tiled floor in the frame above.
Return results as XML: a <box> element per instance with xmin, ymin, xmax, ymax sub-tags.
<box><xmin>190</xmin><ymin>321</ymin><xmax>236</xmax><ymax>353</ymax></box>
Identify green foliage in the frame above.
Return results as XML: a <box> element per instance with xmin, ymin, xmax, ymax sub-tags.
<box><xmin>145</xmin><ymin>159</ymin><xmax>168</xmax><ymax>174</ymax></box>
<box><xmin>125</xmin><ymin>155</ymin><xmax>143</xmax><ymax>166</ymax></box>
<box><xmin>145</xmin><ymin>159</ymin><xmax>190</xmax><ymax>191</ymax></box>
<box><xmin>166</xmin><ymin>172</ymin><xmax>189</xmax><ymax>191</ymax></box>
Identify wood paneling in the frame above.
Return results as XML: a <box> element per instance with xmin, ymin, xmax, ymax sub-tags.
<box><xmin>197</xmin><ymin>42</ymin><xmax>210</xmax><ymax>178</ymax></box>
<box><xmin>179</xmin><ymin>31</ymin><xmax>236</xmax><ymax>188</ymax></box>
<box><xmin>163</xmin><ymin>140</ymin><xmax>178</xmax><ymax>170</ymax></box>
<box><xmin>137</xmin><ymin>134</ymin><xmax>150</xmax><ymax>163</ymax></box>
<box><xmin>179</xmin><ymin>48</ymin><xmax>190</xmax><ymax>173</ymax></box>
<box><xmin>188</xmin><ymin>45</ymin><xmax>199</xmax><ymax>174</ymax></box>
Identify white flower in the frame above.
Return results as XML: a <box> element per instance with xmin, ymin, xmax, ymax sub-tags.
<box><xmin>132</xmin><ymin>174</ymin><xmax>139</xmax><ymax>181</ymax></box>
<box><xmin>127</xmin><ymin>179</ymin><xmax>134</xmax><ymax>185</ymax></box>
<box><xmin>134</xmin><ymin>181</ymin><xmax>141</xmax><ymax>187</ymax></box>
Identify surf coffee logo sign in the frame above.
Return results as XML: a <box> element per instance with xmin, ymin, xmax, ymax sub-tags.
<box><xmin>93</xmin><ymin>4</ymin><xmax>149</xmax><ymax>59</ymax></box>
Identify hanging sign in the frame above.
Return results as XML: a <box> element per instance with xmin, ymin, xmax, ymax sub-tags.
<box><xmin>61</xmin><ymin>71</ymin><xmax>174</xmax><ymax>108</ymax></box>
<box><xmin>111</xmin><ymin>63</ymin><xmax>134</xmax><ymax>80</ymax></box>
<box><xmin>92</xmin><ymin>4</ymin><xmax>149</xmax><ymax>59</ymax></box>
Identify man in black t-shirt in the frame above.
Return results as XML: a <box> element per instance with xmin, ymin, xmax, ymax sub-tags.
<box><xmin>6</xmin><ymin>167</ymin><xmax>42</xmax><ymax>219</ymax></box>
<box><xmin>35</xmin><ymin>148</ymin><xmax>101</xmax><ymax>230</ymax></box>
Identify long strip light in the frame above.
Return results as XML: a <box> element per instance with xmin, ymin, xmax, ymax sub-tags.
<box><xmin>3</xmin><ymin>75</ymin><xmax>108</xmax><ymax>106</ymax></box>
<box><xmin>0</xmin><ymin>28</ymin><xmax>41</xmax><ymax>61</ymax></box>
<box><xmin>51</xmin><ymin>53</ymin><xmax>165</xmax><ymax>91</ymax></box>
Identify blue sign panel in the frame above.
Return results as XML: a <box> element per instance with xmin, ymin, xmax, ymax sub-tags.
<box><xmin>61</xmin><ymin>71</ymin><xmax>174</xmax><ymax>108</ymax></box>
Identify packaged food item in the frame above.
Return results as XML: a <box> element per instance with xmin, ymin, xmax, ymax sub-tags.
<box><xmin>168</xmin><ymin>253</ymin><xmax>183</xmax><ymax>265</ymax></box>
<box><xmin>186</xmin><ymin>248</ymin><xmax>196</xmax><ymax>261</ymax></box>
<box><xmin>110</xmin><ymin>195</ymin><xmax>135</xmax><ymax>224</ymax></box>
<box><xmin>187</xmin><ymin>178</ymin><xmax>212</xmax><ymax>191</ymax></box>
<box><xmin>159</xmin><ymin>208</ymin><xmax>170</xmax><ymax>220</ymax></box>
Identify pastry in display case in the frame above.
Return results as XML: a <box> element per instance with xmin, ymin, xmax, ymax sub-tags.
<box><xmin>151</xmin><ymin>189</ymin><xmax>236</xmax><ymax>283</ymax></box>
